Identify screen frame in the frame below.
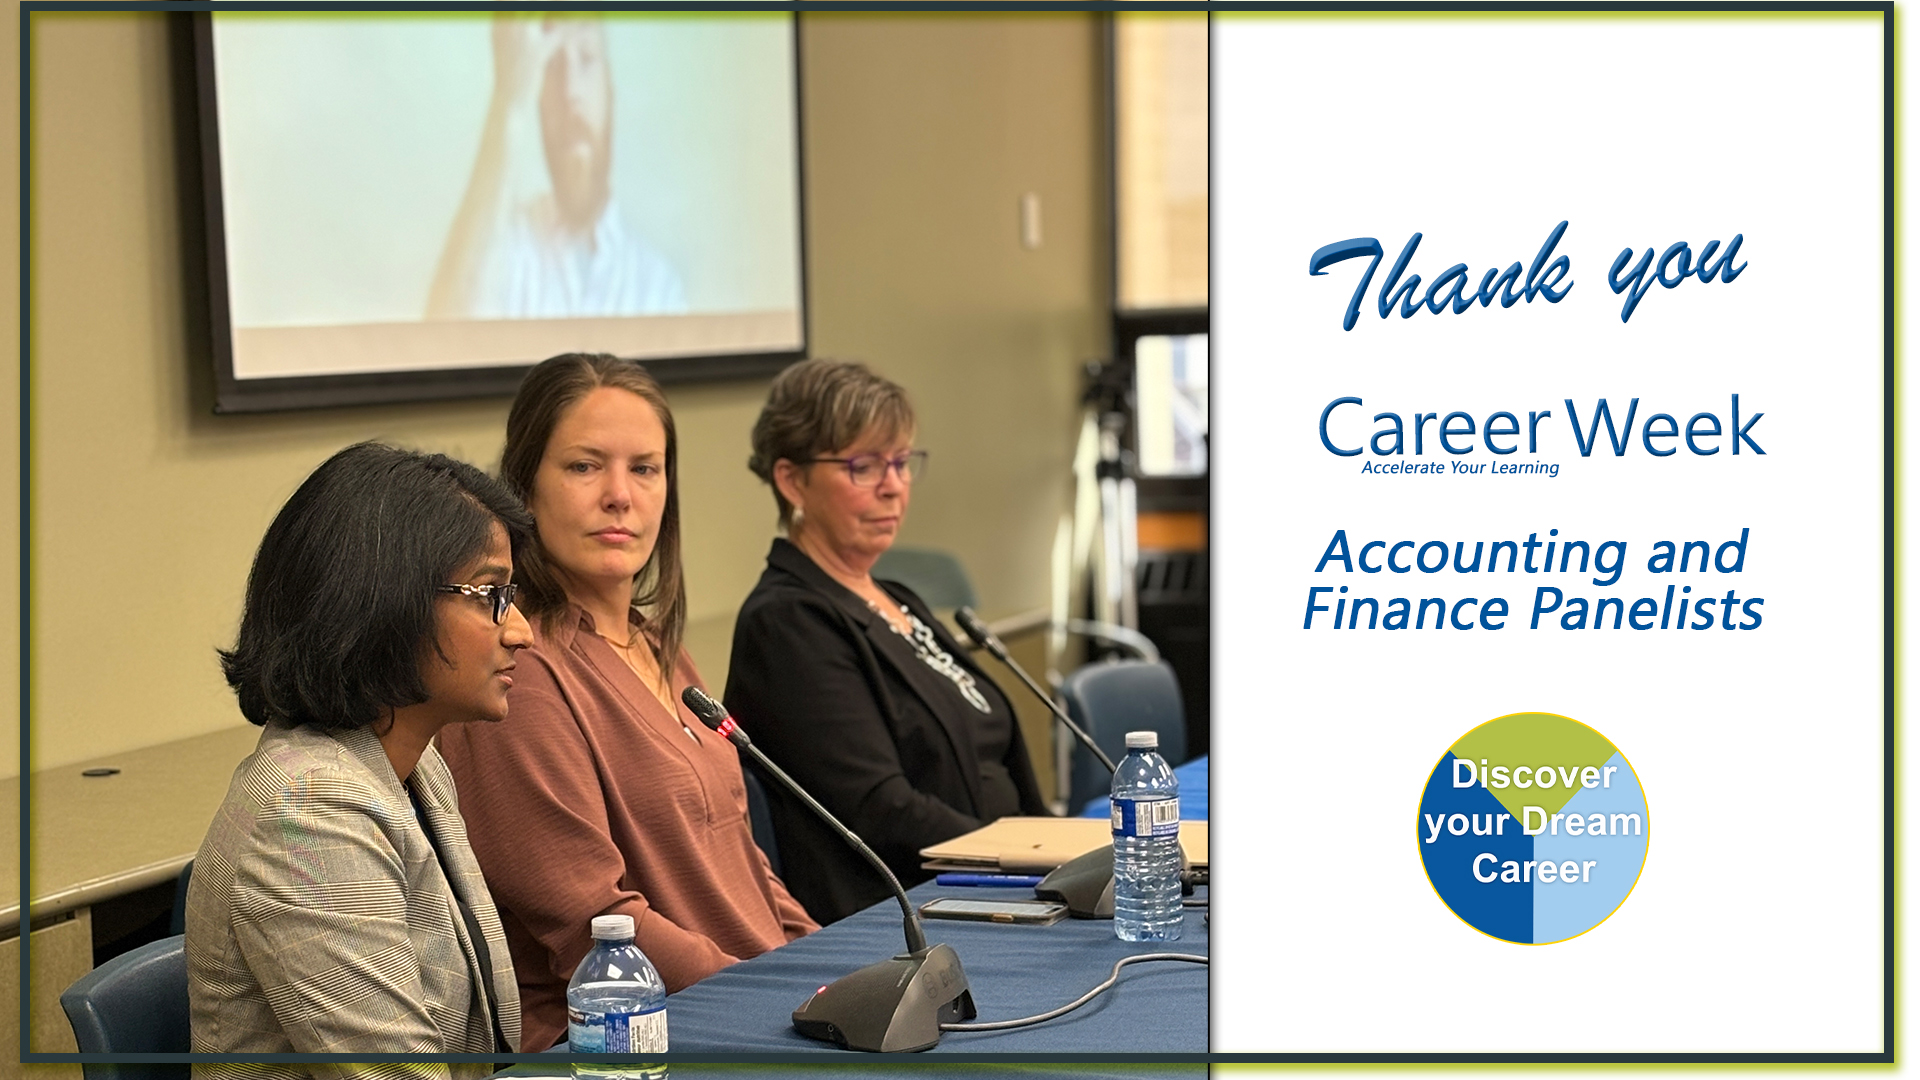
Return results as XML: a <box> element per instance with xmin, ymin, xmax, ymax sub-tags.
<box><xmin>190</xmin><ymin>11</ymin><xmax>809</xmax><ymax>414</ymax></box>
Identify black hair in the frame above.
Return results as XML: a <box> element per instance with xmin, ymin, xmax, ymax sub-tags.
<box><xmin>219</xmin><ymin>442</ymin><xmax>534</xmax><ymax>731</ymax></box>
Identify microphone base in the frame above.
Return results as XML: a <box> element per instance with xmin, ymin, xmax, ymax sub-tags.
<box><xmin>1035</xmin><ymin>845</ymin><xmax>1116</xmax><ymax>918</ymax></box>
<box><xmin>791</xmin><ymin>942</ymin><xmax>974</xmax><ymax>1052</ymax></box>
<box><xmin>1035</xmin><ymin>842</ymin><xmax>1194</xmax><ymax>920</ymax></box>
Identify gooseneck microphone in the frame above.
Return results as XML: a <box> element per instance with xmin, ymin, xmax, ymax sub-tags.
<box><xmin>681</xmin><ymin>687</ymin><xmax>974</xmax><ymax>1052</ymax></box>
<box><xmin>682</xmin><ymin>686</ymin><xmax>925</xmax><ymax>951</ymax></box>
<box><xmin>953</xmin><ymin>607</ymin><xmax>1115</xmax><ymax>774</ymax></box>
<box><xmin>954</xmin><ymin>607</ymin><xmax>1184</xmax><ymax>920</ymax></box>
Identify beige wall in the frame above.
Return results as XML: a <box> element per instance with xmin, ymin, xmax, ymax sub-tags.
<box><xmin>16</xmin><ymin>13</ymin><xmax>1104</xmax><ymax>776</ymax></box>
<box><xmin>0</xmin><ymin>0</ymin><xmax>17</xmax><ymax>783</ymax></box>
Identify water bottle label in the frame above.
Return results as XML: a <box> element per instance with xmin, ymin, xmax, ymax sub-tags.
<box><xmin>567</xmin><ymin>1006</ymin><xmax>668</xmax><ymax>1053</ymax></box>
<box><xmin>1111</xmin><ymin>795</ymin><xmax>1180</xmax><ymax>838</ymax></box>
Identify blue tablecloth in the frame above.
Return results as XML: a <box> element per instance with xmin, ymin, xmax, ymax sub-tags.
<box><xmin>1080</xmin><ymin>754</ymin><xmax>1208</xmax><ymax>820</ymax></box>
<box><xmin>657</xmin><ymin>880</ymin><xmax>1208</xmax><ymax>1054</ymax></box>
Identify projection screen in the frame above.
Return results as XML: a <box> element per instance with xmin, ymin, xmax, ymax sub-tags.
<box><xmin>194</xmin><ymin>12</ymin><xmax>806</xmax><ymax>412</ymax></box>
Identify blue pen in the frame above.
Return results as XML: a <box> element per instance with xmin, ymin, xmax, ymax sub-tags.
<box><xmin>936</xmin><ymin>872</ymin><xmax>1045</xmax><ymax>888</ymax></box>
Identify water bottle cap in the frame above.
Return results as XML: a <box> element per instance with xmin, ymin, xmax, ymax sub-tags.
<box><xmin>1125</xmin><ymin>731</ymin><xmax>1157</xmax><ymax>749</ymax></box>
<box><xmin>590</xmin><ymin>914</ymin><xmax>635</xmax><ymax>940</ymax></box>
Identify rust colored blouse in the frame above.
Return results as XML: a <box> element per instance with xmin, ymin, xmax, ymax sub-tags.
<box><xmin>437</xmin><ymin>606</ymin><xmax>816</xmax><ymax>1051</ymax></box>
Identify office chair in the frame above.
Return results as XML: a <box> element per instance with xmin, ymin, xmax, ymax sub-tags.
<box><xmin>872</xmin><ymin>547</ymin><xmax>978</xmax><ymax>610</ymax></box>
<box><xmin>1061</xmin><ymin>659</ymin><xmax>1187</xmax><ymax>812</ymax></box>
<box><xmin>741</xmin><ymin>766</ymin><xmax>782</xmax><ymax>877</ymax></box>
<box><xmin>876</xmin><ymin>546</ymin><xmax>1157</xmax><ymax>659</ymax></box>
<box><xmin>168</xmin><ymin>861</ymin><xmax>192</xmax><ymax>936</ymax></box>
<box><xmin>59</xmin><ymin>933</ymin><xmax>190</xmax><ymax>1080</ymax></box>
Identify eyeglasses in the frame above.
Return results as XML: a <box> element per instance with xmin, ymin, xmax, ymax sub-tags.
<box><xmin>437</xmin><ymin>582</ymin><xmax>520</xmax><ymax>624</ymax></box>
<box><xmin>805</xmin><ymin>450</ymin><xmax>928</xmax><ymax>488</ymax></box>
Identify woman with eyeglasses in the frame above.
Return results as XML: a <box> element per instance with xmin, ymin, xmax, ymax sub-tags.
<box><xmin>437</xmin><ymin>353</ymin><xmax>815</xmax><ymax>1052</ymax></box>
<box><xmin>724</xmin><ymin>358</ymin><xmax>1051</xmax><ymax>925</ymax></box>
<box><xmin>187</xmin><ymin>442</ymin><xmax>529</xmax><ymax>1069</ymax></box>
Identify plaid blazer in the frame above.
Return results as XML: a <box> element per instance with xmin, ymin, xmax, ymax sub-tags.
<box><xmin>186</xmin><ymin>722</ymin><xmax>521</xmax><ymax>1079</ymax></box>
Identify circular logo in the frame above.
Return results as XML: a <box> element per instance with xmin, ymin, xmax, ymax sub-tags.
<box><xmin>1418</xmin><ymin>712</ymin><xmax>1648</xmax><ymax>944</ymax></box>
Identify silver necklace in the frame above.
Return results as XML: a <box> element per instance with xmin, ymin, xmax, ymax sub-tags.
<box><xmin>867</xmin><ymin>600</ymin><xmax>991</xmax><ymax>714</ymax></box>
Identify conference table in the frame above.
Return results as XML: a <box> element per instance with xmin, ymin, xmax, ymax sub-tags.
<box><xmin>660</xmin><ymin>754</ymin><xmax>1212</xmax><ymax>1053</ymax></box>
<box><xmin>657</xmin><ymin>879</ymin><xmax>1207</xmax><ymax>1054</ymax></box>
<box><xmin>503</xmin><ymin>882</ymin><xmax>1205</xmax><ymax>1066</ymax></box>
<box><xmin>512</xmin><ymin>758</ymin><xmax>1212</xmax><ymax>1062</ymax></box>
<box><xmin>656</xmin><ymin>753</ymin><xmax>1211</xmax><ymax>1054</ymax></box>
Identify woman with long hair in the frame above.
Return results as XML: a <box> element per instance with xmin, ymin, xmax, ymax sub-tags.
<box><xmin>438</xmin><ymin>354</ymin><xmax>815</xmax><ymax>1052</ymax></box>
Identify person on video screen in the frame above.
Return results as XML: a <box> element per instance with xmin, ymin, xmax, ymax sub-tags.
<box><xmin>428</xmin><ymin>16</ymin><xmax>686</xmax><ymax>320</ymax></box>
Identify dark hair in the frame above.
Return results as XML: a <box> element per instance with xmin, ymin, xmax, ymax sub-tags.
<box><xmin>500</xmin><ymin>353</ymin><xmax>686</xmax><ymax>669</ymax></box>
<box><xmin>219</xmin><ymin>442</ymin><xmax>533</xmax><ymax>731</ymax></box>
<box><xmin>747</xmin><ymin>358</ymin><xmax>915</xmax><ymax>526</ymax></box>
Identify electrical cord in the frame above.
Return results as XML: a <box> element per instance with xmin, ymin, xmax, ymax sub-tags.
<box><xmin>940</xmin><ymin>952</ymin><xmax>1208</xmax><ymax>1032</ymax></box>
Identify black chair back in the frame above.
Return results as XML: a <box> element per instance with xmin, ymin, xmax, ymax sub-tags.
<box><xmin>59</xmin><ymin>933</ymin><xmax>190</xmax><ymax>1080</ymax></box>
<box><xmin>1062</xmin><ymin>659</ymin><xmax>1186</xmax><ymax>812</ymax></box>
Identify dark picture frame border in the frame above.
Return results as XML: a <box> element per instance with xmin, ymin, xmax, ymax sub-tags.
<box><xmin>189</xmin><ymin>10</ymin><xmax>810</xmax><ymax>414</ymax></box>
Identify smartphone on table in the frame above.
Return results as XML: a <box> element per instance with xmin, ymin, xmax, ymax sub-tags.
<box><xmin>919</xmin><ymin>897</ymin><xmax>1069</xmax><ymax>926</ymax></box>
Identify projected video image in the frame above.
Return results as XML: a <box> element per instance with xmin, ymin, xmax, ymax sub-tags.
<box><xmin>427</xmin><ymin>17</ymin><xmax>690</xmax><ymax>321</ymax></box>
<box><xmin>206</xmin><ymin>13</ymin><xmax>802</xmax><ymax>384</ymax></box>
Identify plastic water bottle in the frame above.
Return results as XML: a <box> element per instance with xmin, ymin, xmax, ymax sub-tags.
<box><xmin>567</xmin><ymin>914</ymin><xmax>667</xmax><ymax>1080</ymax></box>
<box><xmin>1110</xmin><ymin>731</ymin><xmax>1183</xmax><ymax>941</ymax></box>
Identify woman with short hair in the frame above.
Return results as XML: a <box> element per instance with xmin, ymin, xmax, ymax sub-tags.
<box><xmin>437</xmin><ymin>353</ymin><xmax>815</xmax><ymax>1052</ymax></box>
<box><xmin>725</xmin><ymin>358</ymin><xmax>1051</xmax><ymax>926</ymax></box>
<box><xmin>187</xmin><ymin>442</ymin><xmax>530</xmax><ymax>1073</ymax></box>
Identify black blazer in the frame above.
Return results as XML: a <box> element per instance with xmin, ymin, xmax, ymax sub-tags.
<box><xmin>724</xmin><ymin>539</ymin><xmax>1050</xmax><ymax>924</ymax></box>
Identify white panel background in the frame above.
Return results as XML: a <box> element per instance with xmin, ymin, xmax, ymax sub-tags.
<box><xmin>1214</xmin><ymin>16</ymin><xmax>1885</xmax><ymax>1054</ymax></box>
